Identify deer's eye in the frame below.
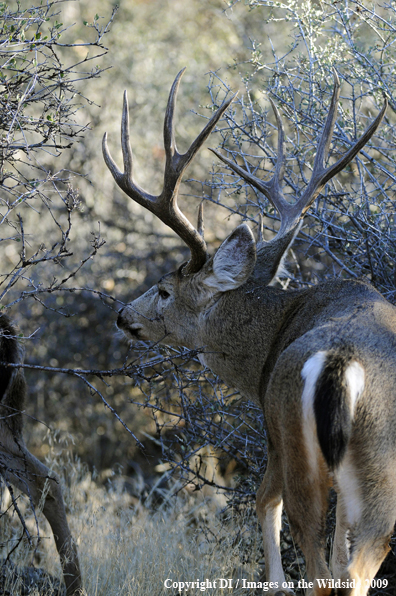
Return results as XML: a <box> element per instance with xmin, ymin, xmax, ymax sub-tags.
<box><xmin>158</xmin><ymin>288</ymin><xmax>170</xmax><ymax>300</ymax></box>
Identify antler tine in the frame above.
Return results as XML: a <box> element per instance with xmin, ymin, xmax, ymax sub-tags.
<box><xmin>210</xmin><ymin>98</ymin><xmax>290</xmax><ymax>223</ymax></box>
<box><xmin>102</xmin><ymin>96</ymin><xmax>155</xmax><ymax>207</ymax></box>
<box><xmin>164</xmin><ymin>68</ymin><xmax>237</xmax><ymax>178</ymax></box>
<box><xmin>197</xmin><ymin>201</ymin><xmax>205</xmax><ymax>238</ymax></box>
<box><xmin>121</xmin><ymin>90</ymin><xmax>133</xmax><ymax>178</ymax></box>
<box><xmin>212</xmin><ymin>74</ymin><xmax>387</xmax><ymax>237</ymax></box>
<box><xmin>313</xmin><ymin>69</ymin><xmax>341</xmax><ymax>171</ymax></box>
<box><xmin>268</xmin><ymin>97</ymin><xmax>286</xmax><ymax>184</ymax></box>
<box><xmin>163</xmin><ymin>68</ymin><xmax>185</xmax><ymax>164</ymax></box>
<box><xmin>102</xmin><ymin>91</ymin><xmax>136</xmax><ymax>191</ymax></box>
<box><xmin>103</xmin><ymin>69</ymin><xmax>236</xmax><ymax>275</ymax></box>
<box><xmin>102</xmin><ymin>131</ymin><xmax>122</xmax><ymax>183</ymax></box>
<box><xmin>296</xmin><ymin>97</ymin><xmax>388</xmax><ymax>220</ymax></box>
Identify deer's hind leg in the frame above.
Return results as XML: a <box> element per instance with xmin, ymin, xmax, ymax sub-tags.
<box><xmin>333</xmin><ymin>469</ymin><xmax>395</xmax><ymax>596</ymax></box>
<box><xmin>0</xmin><ymin>427</ymin><xmax>81</xmax><ymax>596</ymax></box>
<box><xmin>330</xmin><ymin>486</ymin><xmax>349</xmax><ymax>583</ymax></box>
<box><xmin>265</xmin><ymin>352</ymin><xmax>333</xmax><ymax>596</ymax></box>
<box><xmin>256</xmin><ymin>435</ymin><xmax>296</xmax><ymax>595</ymax></box>
<box><xmin>282</xmin><ymin>452</ymin><xmax>333</xmax><ymax>596</ymax></box>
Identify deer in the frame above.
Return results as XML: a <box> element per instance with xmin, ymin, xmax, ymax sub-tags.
<box><xmin>0</xmin><ymin>314</ymin><xmax>81</xmax><ymax>595</ymax></box>
<box><xmin>103</xmin><ymin>67</ymin><xmax>395</xmax><ymax>596</ymax></box>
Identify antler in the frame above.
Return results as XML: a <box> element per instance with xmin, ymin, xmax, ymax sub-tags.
<box><xmin>211</xmin><ymin>71</ymin><xmax>387</xmax><ymax>238</ymax></box>
<box><xmin>103</xmin><ymin>68</ymin><xmax>235</xmax><ymax>275</ymax></box>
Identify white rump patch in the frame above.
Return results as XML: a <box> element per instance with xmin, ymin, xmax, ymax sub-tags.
<box><xmin>345</xmin><ymin>361</ymin><xmax>365</xmax><ymax>418</ymax></box>
<box><xmin>301</xmin><ymin>351</ymin><xmax>327</xmax><ymax>475</ymax></box>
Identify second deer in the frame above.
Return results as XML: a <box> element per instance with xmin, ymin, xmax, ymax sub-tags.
<box><xmin>0</xmin><ymin>315</ymin><xmax>81</xmax><ymax>594</ymax></box>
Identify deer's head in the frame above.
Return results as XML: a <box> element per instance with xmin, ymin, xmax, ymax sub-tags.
<box><xmin>103</xmin><ymin>69</ymin><xmax>386</xmax><ymax>348</ymax></box>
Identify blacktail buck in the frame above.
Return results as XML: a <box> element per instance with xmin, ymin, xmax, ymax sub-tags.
<box><xmin>0</xmin><ymin>316</ymin><xmax>81</xmax><ymax>595</ymax></box>
<box><xmin>103</xmin><ymin>68</ymin><xmax>395</xmax><ymax>596</ymax></box>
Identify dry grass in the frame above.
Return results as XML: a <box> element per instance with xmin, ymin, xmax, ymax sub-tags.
<box><xmin>0</xmin><ymin>448</ymin><xmax>263</xmax><ymax>596</ymax></box>
<box><xmin>2</xmin><ymin>446</ymin><xmax>394</xmax><ymax>596</ymax></box>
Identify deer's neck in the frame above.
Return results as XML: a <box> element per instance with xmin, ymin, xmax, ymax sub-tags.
<box><xmin>197</xmin><ymin>281</ymin><xmax>306</xmax><ymax>404</ymax></box>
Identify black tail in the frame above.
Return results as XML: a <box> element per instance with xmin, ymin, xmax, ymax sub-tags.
<box><xmin>313</xmin><ymin>352</ymin><xmax>354</xmax><ymax>469</ymax></box>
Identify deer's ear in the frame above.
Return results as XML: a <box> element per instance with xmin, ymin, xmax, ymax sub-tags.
<box><xmin>202</xmin><ymin>224</ymin><xmax>256</xmax><ymax>293</ymax></box>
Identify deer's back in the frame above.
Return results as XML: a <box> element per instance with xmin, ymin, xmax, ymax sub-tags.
<box><xmin>263</xmin><ymin>280</ymin><xmax>396</xmax><ymax>451</ymax></box>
